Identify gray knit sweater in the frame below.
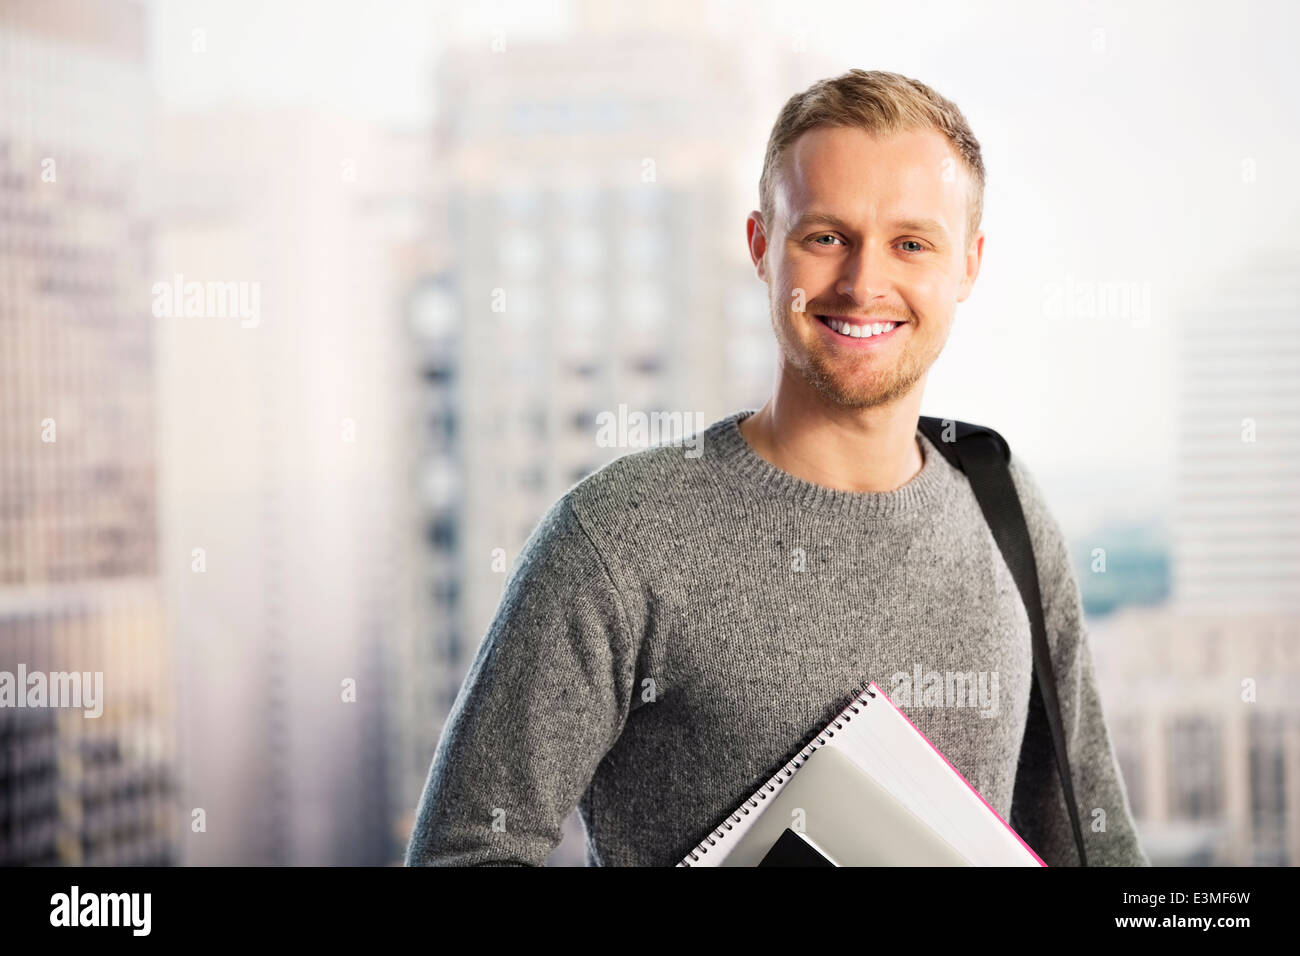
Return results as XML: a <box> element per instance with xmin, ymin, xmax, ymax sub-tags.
<box><xmin>405</xmin><ymin>408</ymin><xmax>1149</xmax><ymax>867</ymax></box>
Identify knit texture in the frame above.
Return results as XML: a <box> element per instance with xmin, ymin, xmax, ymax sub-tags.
<box><xmin>405</xmin><ymin>408</ymin><xmax>1149</xmax><ymax>867</ymax></box>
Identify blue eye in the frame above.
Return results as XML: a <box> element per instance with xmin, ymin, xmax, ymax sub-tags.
<box><xmin>810</xmin><ymin>234</ymin><xmax>842</xmax><ymax>246</ymax></box>
<box><xmin>899</xmin><ymin>240</ymin><xmax>926</xmax><ymax>253</ymax></box>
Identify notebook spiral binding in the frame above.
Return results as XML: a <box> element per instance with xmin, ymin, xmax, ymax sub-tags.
<box><xmin>677</xmin><ymin>683</ymin><xmax>878</xmax><ymax>866</ymax></box>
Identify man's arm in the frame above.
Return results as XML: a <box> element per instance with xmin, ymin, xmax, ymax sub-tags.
<box><xmin>404</xmin><ymin>492</ymin><xmax>638</xmax><ymax>866</ymax></box>
<box><xmin>1007</xmin><ymin>455</ymin><xmax>1150</xmax><ymax>867</ymax></box>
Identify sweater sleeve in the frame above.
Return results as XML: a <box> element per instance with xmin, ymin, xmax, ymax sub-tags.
<box><xmin>404</xmin><ymin>493</ymin><xmax>638</xmax><ymax>866</ymax></box>
<box><xmin>1006</xmin><ymin>455</ymin><xmax>1150</xmax><ymax>867</ymax></box>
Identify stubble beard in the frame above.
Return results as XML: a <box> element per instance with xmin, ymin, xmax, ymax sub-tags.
<box><xmin>771</xmin><ymin>300</ymin><xmax>933</xmax><ymax>411</ymax></box>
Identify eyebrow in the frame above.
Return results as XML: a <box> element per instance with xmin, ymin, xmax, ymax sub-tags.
<box><xmin>790</xmin><ymin>212</ymin><xmax>950</xmax><ymax>238</ymax></box>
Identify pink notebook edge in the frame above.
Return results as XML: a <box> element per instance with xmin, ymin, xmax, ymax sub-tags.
<box><xmin>867</xmin><ymin>681</ymin><xmax>1048</xmax><ymax>867</ymax></box>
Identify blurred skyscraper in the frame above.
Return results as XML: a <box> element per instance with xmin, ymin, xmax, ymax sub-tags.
<box><xmin>1171</xmin><ymin>263</ymin><xmax>1300</xmax><ymax>613</ymax></box>
<box><xmin>153</xmin><ymin>109</ymin><xmax>427</xmax><ymax>864</ymax></box>
<box><xmin>1092</xmin><ymin>608</ymin><xmax>1299</xmax><ymax>866</ymax></box>
<box><xmin>0</xmin><ymin>0</ymin><xmax>175</xmax><ymax>865</ymax></box>
<box><xmin>405</xmin><ymin>3</ymin><xmax>818</xmax><ymax>864</ymax></box>
<box><xmin>1092</xmin><ymin>260</ymin><xmax>1300</xmax><ymax>865</ymax></box>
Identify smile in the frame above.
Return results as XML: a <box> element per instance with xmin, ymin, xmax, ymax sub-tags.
<box><xmin>814</xmin><ymin>314</ymin><xmax>906</xmax><ymax>344</ymax></box>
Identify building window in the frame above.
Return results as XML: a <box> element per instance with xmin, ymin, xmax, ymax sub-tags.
<box><xmin>428</xmin><ymin>409</ymin><xmax>457</xmax><ymax>444</ymax></box>
<box><xmin>1113</xmin><ymin>715</ymin><xmax>1143</xmax><ymax>820</ymax></box>
<box><xmin>563</xmin><ymin>232</ymin><xmax>604</xmax><ymax>273</ymax></box>
<box><xmin>499</xmin><ymin>230</ymin><xmax>543</xmax><ymax>276</ymax></box>
<box><xmin>628</xmin><ymin>353</ymin><xmax>663</xmax><ymax>376</ymax></box>
<box><xmin>421</xmin><ymin>363</ymin><xmax>454</xmax><ymax>385</ymax></box>
<box><xmin>500</xmin><ymin>183</ymin><xmax>540</xmax><ymax>219</ymax></box>
<box><xmin>620</xmin><ymin>281</ymin><xmax>666</xmax><ymax>327</ymax></box>
<box><xmin>426</xmin><ymin>514</ymin><xmax>457</xmax><ymax>552</ymax></box>
<box><xmin>563</xmin><ymin>284</ymin><xmax>604</xmax><ymax>330</ymax></box>
<box><xmin>1167</xmin><ymin>716</ymin><xmax>1222</xmax><ymax>820</ymax></box>
<box><xmin>1248</xmin><ymin>712</ymin><xmax>1287</xmax><ymax>865</ymax></box>
<box><xmin>431</xmin><ymin>577</ymin><xmax>459</xmax><ymax>608</ymax></box>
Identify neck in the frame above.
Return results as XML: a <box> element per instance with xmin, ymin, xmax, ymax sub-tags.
<box><xmin>738</xmin><ymin>372</ymin><xmax>927</xmax><ymax>494</ymax></box>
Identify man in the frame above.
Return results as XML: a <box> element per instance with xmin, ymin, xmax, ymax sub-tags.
<box><xmin>406</xmin><ymin>69</ymin><xmax>1148</xmax><ymax>867</ymax></box>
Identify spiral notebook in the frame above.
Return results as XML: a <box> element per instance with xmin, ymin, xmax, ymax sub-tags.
<box><xmin>677</xmin><ymin>682</ymin><xmax>1046</xmax><ymax>867</ymax></box>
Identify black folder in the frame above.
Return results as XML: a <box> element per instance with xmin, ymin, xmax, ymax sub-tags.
<box><xmin>757</xmin><ymin>828</ymin><xmax>837</xmax><ymax>867</ymax></box>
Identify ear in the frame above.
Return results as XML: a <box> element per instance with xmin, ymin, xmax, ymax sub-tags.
<box><xmin>956</xmin><ymin>229</ymin><xmax>984</xmax><ymax>303</ymax></box>
<box><xmin>747</xmin><ymin>211</ymin><xmax>769</xmax><ymax>281</ymax></box>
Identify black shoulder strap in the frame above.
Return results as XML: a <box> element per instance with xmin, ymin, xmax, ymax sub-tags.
<box><xmin>916</xmin><ymin>415</ymin><xmax>1088</xmax><ymax>867</ymax></box>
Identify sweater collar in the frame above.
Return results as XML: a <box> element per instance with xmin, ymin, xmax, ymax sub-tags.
<box><xmin>702</xmin><ymin>408</ymin><xmax>953</xmax><ymax>519</ymax></box>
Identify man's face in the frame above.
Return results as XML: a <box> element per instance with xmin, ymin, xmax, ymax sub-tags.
<box><xmin>749</xmin><ymin>125</ymin><xmax>984</xmax><ymax>410</ymax></box>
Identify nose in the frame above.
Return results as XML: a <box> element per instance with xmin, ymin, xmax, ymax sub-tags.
<box><xmin>836</xmin><ymin>243</ymin><xmax>891</xmax><ymax>302</ymax></box>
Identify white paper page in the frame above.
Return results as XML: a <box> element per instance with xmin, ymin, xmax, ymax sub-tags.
<box><xmin>827</xmin><ymin>690</ymin><xmax>1039</xmax><ymax>865</ymax></box>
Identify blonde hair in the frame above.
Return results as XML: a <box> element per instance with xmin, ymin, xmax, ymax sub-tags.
<box><xmin>759</xmin><ymin>69</ymin><xmax>985</xmax><ymax>246</ymax></box>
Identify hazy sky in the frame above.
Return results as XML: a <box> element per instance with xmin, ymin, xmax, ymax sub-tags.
<box><xmin>146</xmin><ymin>0</ymin><xmax>1300</xmax><ymax>533</ymax></box>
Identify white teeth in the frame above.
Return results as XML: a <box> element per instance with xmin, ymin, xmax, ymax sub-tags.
<box><xmin>823</xmin><ymin>318</ymin><xmax>898</xmax><ymax>338</ymax></box>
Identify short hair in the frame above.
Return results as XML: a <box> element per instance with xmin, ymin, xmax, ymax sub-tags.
<box><xmin>759</xmin><ymin>69</ymin><xmax>985</xmax><ymax>247</ymax></box>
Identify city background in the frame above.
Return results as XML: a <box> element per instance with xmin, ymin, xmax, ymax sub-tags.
<box><xmin>0</xmin><ymin>0</ymin><xmax>1297</xmax><ymax>866</ymax></box>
